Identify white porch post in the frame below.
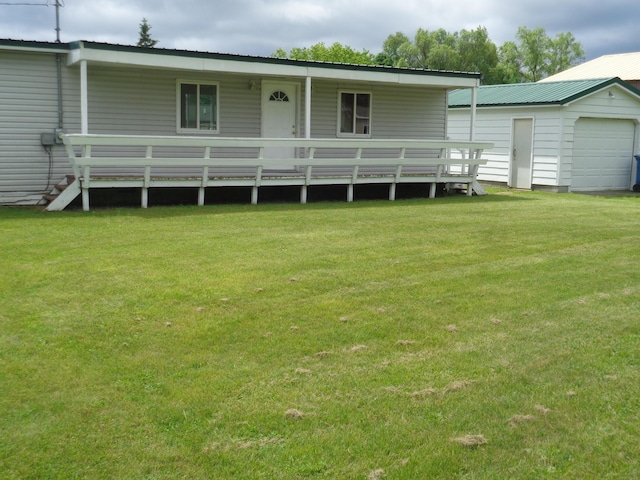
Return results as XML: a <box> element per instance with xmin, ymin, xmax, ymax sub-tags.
<box><xmin>305</xmin><ymin>75</ymin><xmax>312</xmax><ymax>139</ymax></box>
<box><xmin>80</xmin><ymin>60</ymin><xmax>89</xmax><ymax>134</ymax></box>
<box><xmin>469</xmin><ymin>85</ymin><xmax>478</xmax><ymax>141</ymax></box>
<box><xmin>299</xmin><ymin>76</ymin><xmax>313</xmax><ymax>204</ymax></box>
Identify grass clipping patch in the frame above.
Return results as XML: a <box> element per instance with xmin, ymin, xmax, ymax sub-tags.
<box><xmin>284</xmin><ymin>408</ymin><xmax>304</xmax><ymax>419</ymax></box>
<box><xmin>452</xmin><ymin>435</ymin><xmax>488</xmax><ymax>447</ymax></box>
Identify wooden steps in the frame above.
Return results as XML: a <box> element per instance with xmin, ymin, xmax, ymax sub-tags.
<box><xmin>43</xmin><ymin>175</ymin><xmax>82</xmax><ymax>211</ymax></box>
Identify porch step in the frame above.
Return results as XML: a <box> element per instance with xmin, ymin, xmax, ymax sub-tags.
<box><xmin>43</xmin><ymin>175</ymin><xmax>81</xmax><ymax>211</ymax></box>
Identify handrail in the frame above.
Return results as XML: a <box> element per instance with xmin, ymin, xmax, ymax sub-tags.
<box><xmin>59</xmin><ymin>134</ymin><xmax>494</xmax><ymax>211</ymax></box>
<box><xmin>64</xmin><ymin>134</ymin><xmax>493</xmax><ymax>152</ymax></box>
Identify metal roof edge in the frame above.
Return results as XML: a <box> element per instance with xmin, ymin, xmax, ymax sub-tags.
<box><xmin>561</xmin><ymin>77</ymin><xmax>640</xmax><ymax>105</ymax></box>
<box><xmin>69</xmin><ymin>40</ymin><xmax>481</xmax><ymax>80</ymax></box>
<box><xmin>449</xmin><ymin>77</ymin><xmax>640</xmax><ymax>108</ymax></box>
<box><xmin>0</xmin><ymin>38</ymin><xmax>70</xmax><ymax>53</ymax></box>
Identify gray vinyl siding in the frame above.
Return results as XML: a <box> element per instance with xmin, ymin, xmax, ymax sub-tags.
<box><xmin>0</xmin><ymin>50</ymin><xmax>79</xmax><ymax>203</ymax></box>
<box><xmin>86</xmin><ymin>65</ymin><xmax>262</xmax><ymax>138</ymax></box>
<box><xmin>309</xmin><ymin>80</ymin><xmax>447</xmax><ymax>159</ymax></box>
<box><xmin>310</xmin><ymin>81</ymin><xmax>446</xmax><ymax>140</ymax></box>
<box><xmin>1</xmin><ymin>48</ymin><xmax>453</xmax><ymax>203</ymax></box>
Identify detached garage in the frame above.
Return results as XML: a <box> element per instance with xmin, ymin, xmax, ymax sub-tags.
<box><xmin>448</xmin><ymin>78</ymin><xmax>640</xmax><ymax>192</ymax></box>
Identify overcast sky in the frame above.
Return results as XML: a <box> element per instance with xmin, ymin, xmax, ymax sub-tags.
<box><xmin>1</xmin><ymin>0</ymin><xmax>639</xmax><ymax>61</ymax></box>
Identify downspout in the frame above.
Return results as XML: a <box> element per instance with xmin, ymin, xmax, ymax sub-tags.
<box><xmin>55</xmin><ymin>0</ymin><xmax>63</xmax><ymax>131</ymax></box>
<box><xmin>305</xmin><ymin>75</ymin><xmax>312</xmax><ymax>139</ymax></box>
<box><xmin>56</xmin><ymin>53</ymin><xmax>63</xmax><ymax>131</ymax></box>
<box><xmin>80</xmin><ymin>59</ymin><xmax>88</xmax><ymax>134</ymax></box>
<box><xmin>470</xmin><ymin>84</ymin><xmax>478</xmax><ymax>141</ymax></box>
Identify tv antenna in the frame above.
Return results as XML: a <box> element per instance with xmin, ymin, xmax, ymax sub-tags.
<box><xmin>53</xmin><ymin>0</ymin><xmax>64</xmax><ymax>43</ymax></box>
<box><xmin>0</xmin><ymin>0</ymin><xmax>65</xmax><ymax>42</ymax></box>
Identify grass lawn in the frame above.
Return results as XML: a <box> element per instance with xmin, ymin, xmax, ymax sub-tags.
<box><xmin>1</xmin><ymin>189</ymin><xmax>639</xmax><ymax>479</ymax></box>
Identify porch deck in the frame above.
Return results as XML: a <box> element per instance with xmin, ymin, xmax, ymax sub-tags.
<box><xmin>47</xmin><ymin>135</ymin><xmax>493</xmax><ymax>211</ymax></box>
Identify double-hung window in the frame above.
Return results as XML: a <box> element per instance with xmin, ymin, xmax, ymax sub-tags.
<box><xmin>339</xmin><ymin>92</ymin><xmax>371</xmax><ymax>136</ymax></box>
<box><xmin>177</xmin><ymin>81</ymin><xmax>219</xmax><ymax>133</ymax></box>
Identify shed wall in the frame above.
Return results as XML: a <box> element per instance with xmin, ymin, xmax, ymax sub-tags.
<box><xmin>560</xmin><ymin>87</ymin><xmax>640</xmax><ymax>190</ymax></box>
<box><xmin>448</xmin><ymin>107</ymin><xmax>563</xmax><ymax>186</ymax></box>
<box><xmin>448</xmin><ymin>85</ymin><xmax>640</xmax><ymax>190</ymax></box>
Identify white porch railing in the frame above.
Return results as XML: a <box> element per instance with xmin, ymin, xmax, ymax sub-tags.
<box><xmin>50</xmin><ymin>135</ymin><xmax>493</xmax><ymax>211</ymax></box>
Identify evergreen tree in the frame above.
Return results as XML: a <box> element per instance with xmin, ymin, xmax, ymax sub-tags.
<box><xmin>137</xmin><ymin>18</ymin><xmax>158</xmax><ymax>48</ymax></box>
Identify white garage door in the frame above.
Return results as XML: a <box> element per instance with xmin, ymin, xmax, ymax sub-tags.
<box><xmin>572</xmin><ymin>118</ymin><xmax>635</xmax><ymax>191</ymax></box>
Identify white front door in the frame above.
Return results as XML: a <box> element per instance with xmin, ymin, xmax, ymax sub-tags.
<box><xmin>510</xmin><ymin>118</ymin><xmax>533</xmax><ymax>189</ymax></box>
<box><xmin>262</xmin><ymin>81</ymin><xmax>298</xmax><ymax>170</ymax></box>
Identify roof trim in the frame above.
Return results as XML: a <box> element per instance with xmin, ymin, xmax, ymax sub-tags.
<box><xmin>67</xmin><ymin>40</ymin><xmax>481</xmax><ymax>79</ymax></box>
<box><xmin>448</xmin><ymin>77</ymin><xmax>640</xmax><ymax>109</ymax></box>
<box><xmin>0</xmin><ymin>38</ymin><xmax>69</xmax><ymax>54</ymax></box>
<box><xmin>63</xmin><ymin>40</ymin><xmax>480</xmax><ymax>88</ymax></box>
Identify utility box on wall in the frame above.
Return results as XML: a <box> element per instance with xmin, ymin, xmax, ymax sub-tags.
<box><xmin>41</xmin><ymin>132</ymin><xmax>56</xmax><ymax>146</ymax></box>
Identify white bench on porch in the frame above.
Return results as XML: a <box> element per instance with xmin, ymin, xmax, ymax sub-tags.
<box><xmin>48</xmin><ymin>135</ymin><xmax>493</xmax><ymax>211</ymax></box>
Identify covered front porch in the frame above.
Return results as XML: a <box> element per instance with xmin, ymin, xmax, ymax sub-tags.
<box><xmin>44</xmin><ymin>41</ymin><xmax>488</xmax><ymax>210</ymax></box>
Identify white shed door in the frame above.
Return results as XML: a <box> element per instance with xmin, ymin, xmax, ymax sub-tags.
<box><xmin>572</xmin><ymin>118</ymin><xmax>635</xmax><ymax>191</ymax></box>
<box><xmin>510</xmin><ymin>118</ymin><xmax>533</xmax><ymax>189</ymax></box>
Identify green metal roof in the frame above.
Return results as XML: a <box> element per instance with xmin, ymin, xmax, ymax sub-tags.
<box><xmin>448</xmin><ymin>78</ymin><xmax>640</xmax><ymax>108</ymax></box>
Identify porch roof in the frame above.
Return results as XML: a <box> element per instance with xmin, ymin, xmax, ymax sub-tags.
<box><xmin>63</xmin><ymin>40</ymin><xmax>481</xmax><ymax>89</ymax></box>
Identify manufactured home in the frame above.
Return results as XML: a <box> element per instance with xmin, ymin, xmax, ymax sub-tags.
<box><xmin>448</xmin><ymin>78</ymin><xmax>640</xmax><ymax>192</ymax></box>
<box><xmin>0</xmin><ymin>39</ymin><xmax>492</xmax><ymax>210</ymax></box>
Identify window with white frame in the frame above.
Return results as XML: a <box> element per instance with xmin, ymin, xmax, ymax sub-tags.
<box><xmin>178</xmin><ymin>82</ymin><xmax>219</xmax><ymax>133</ymax></box>
<box><xmin>339</xmin><ymin>92</ymin><xmax>371</xmax><ymax>136</ymax></box>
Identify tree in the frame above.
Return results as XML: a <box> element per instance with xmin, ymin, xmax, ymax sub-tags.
<box><xmin>375</xmin><ymin>32</ymin><xmax>411</xmax><ymax>66</ymax></box>
<box><xmin>272</xmin><ymin>42</ymin><xmax>375</xmax><ymax>65</ymax></box>
<box><xmin>457</xmin><ymin>27</ymin><xmax>500</xmax><ymax>84</ymax></box>
<box><xmin>137</xmin><ymin>18</ymin><xmax>158</xmax><ymax>48</ymax></box>
<box><xmin>378</xmin><ymin>27</ymin><xmax>499</xmax><ymax>83</ymax></box>
<box><xmin>275</xmin><ymin>25</ymin><xmax>584</xmax><ymax>85</ymax></box>
<box><xmin>549</xmin><ymin>32</ymin><xmax>585</xmax><ymax>74</ymax></box>
<box><xmin>498</xmin><ymin>27</ymin><xmax>585</xmax><ymax>82</ymax></box>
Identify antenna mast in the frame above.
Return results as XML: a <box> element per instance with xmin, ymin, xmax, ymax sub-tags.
<box><xmin>54</xmin><ymin>0</ymin><xmax>62</xmax><ymax>42</ymax></box>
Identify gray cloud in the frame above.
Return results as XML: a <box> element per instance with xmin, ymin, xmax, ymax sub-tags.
<box><xmin>1</xmin><ymin>0</ymin><xmax>638</xmax><ymax>60</ymax></box>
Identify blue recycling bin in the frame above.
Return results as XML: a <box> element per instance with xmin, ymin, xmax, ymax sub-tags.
<box><xmin>635</xmin><ymin>156</ymin><xmax>640</xmax><ymax>192</ymax></box>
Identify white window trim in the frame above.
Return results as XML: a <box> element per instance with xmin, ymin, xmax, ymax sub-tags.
<box><xmin>337</xmin><ymin>90</ymin><xmax>372</xmax><ymax>138</ymax></box>
<box><xmin>176</xmin><ymin>80</ymin><xmax>220</xmax><ymax>135</ymax></box>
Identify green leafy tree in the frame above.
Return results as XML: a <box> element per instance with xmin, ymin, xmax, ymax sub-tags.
<box><xmin>272</xmin><ymin>42</ymin><xmax>375</xmax><ymax>65</ymax></box>
<box><xmin>275</xmin><ymin>25</ymin><xmax>584</xmax><ymax>85</ymax></box>
<box><xmin>498</xmin><ymin>27</ymin><xmax>585</xmax><ymax>82</ymax></box>
<box><xmin>375</xmin><ymin>32</ymin><xmax>411</xmax><ymax>66</ymax></box>
<box><xmin>549</xmin><ymin>32</ymin><xmax>586</xmax><ymax>74</ymax></box>
<box><xmin>457</xmin><ymin>27</ymin><xmax>500</xmax><ymax>84</ymax></box>
<box><xmin>378</xmin><ymin>27</ymin><xmax>498</xmax><ymax>82</ymax></box>
<box><xmin>137</xmin><ymin>18</ymin><xmax>158</xmax><ymax>48</ymax></box>
<box><xmin>493</xmin><ymin>40</ymin><xmax>522</xmax><ymax>83</ymax></box>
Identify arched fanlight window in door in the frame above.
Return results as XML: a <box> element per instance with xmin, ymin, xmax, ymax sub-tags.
<box><xmin>269</xmin><ymin>91</ymin><xmax>290</xmax><ymax>102</ymax></box>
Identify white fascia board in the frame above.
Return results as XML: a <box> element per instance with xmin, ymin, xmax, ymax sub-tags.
<box><xmin>67</xmin><ymin>46</ymin><xmax>479</xmax><ymax>89</ymax></box>
<box><xmin>305</xmin><ymin>66</ymin><xmax>478</xmax><ymax>88</ymax></box>
<box><xmin>2</xmin><ymin>44</ymin><xmax>67</xmax><ymax>54</ymax></box>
